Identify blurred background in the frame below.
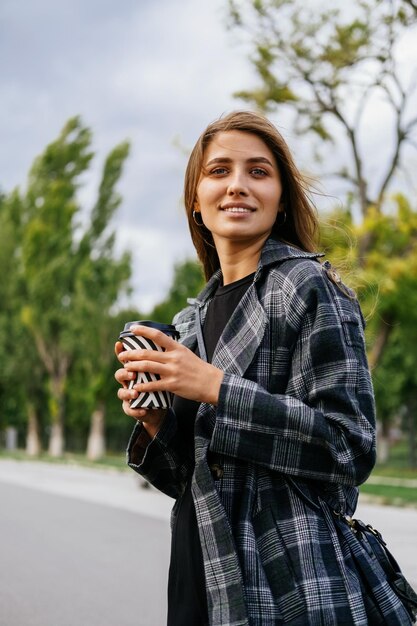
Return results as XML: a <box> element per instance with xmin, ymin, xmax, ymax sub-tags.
<box><xmin>1</xmin><ymin>0</ymin><xmax>417</xmax><ymax>505</ymax></box>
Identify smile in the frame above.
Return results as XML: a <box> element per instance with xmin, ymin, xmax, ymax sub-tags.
<box><xmin>221</xmin><ymin>206</ymin><xmax>254</xmax><ymax>213</ymax></box>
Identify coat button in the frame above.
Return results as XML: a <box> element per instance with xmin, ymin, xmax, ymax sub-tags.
<box><xmin>210</xmin><ymin>463</ymin><xmax>224</xmax><ymax>480</ymax></box>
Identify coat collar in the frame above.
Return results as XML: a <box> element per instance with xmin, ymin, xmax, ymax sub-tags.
<box><xmin>259</xmin><ymin>236</ymin><xmax>323</xmax><ymax>269</ymax></box>
<box><xmin>190</xmin><ymin>238</ymin><xmax>323</xmax><ymax>376</ymax></box>
<box><xmin>194</xmin><ymin>237</ymin><xmax>323</xmax><ymax>308</ymax></box>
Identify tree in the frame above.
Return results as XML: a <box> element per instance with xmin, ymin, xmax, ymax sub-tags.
<box><xmin>0</xmin><ymin>190</ymin><xmax>46</xmax><ymax>453</ymax></box>
<box><xmin>19</xmin><ymin>117</ymin><xmax>131</xmax><ymax>457</ymax></box>
<box><xmin>228</xmin><ymin>0</ymin><xmax>417</xmax><ymax>221</ymax></box>
<box><xmin>372</xmin><ymin>324</ymin><xmax>417</xmax><ymax>468</ymax></box>
<box><xmin>319</xmin><ymin>193</ymin><xmax>417</xmax><ymax>460</ymax></box>
<box><xmin>70</xmin><ymin>140</ymin><xmax>132</xmax><ymax>460</ymax></box>
<box><xmin>228</xmin><ymin>0</ymin><xmax>417</xmax><ymax>461</ymax></box>
<box><xmin>401</xmin><ymin>0</ymin><xmax>417</xmax><ymax>16</ymax></box>
<box><xmin>0</xmin><ymin>192</ymin><xmax>21</xmax><ymax>440</ymax></box>
<box><xmin>150</xmin><ymin>259</ymin><xmax>205</xmax><ymax>323</ymax></box>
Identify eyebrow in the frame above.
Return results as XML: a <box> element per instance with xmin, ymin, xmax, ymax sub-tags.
<box><xmin>205</xmin><ymin>156</ymin><xmax>275</xmax><ymax>167</ymax></box>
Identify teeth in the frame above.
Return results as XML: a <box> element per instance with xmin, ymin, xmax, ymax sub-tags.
<box><xmin>223</xmin><ymin>207</ymin><xmax>252</xmax><ymax>213</ymax></box>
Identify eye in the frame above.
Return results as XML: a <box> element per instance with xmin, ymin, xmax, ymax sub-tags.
<box><xmin>250</xmin><ymin>167</ymin><xmax>268</xmax><ymax>177</ymax></box>
<box><xmin>210</xmin><ymin>167</ymin><xmax>229</xmax><ymax>176</ymax></box>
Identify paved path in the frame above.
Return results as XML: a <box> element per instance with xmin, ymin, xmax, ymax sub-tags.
<box><xmin>355</xmin><ymin>499</ymin><xmax>417</xmax><ymax>589</ymax></box>
<box><xmin>0</xmin><ymin>459</ymin><xmax>173</xmax><ymax>520</ymax></box>
<box><xmin>0</xmin><ymin>460</ymin><xmax>172</xmax><ymax>626</ymax></box>
<box><xmin>0</xmin><ymin>481</ymin><xmax>170</xmax><ymax>626</ymax></box>
<box><xmin>0</xmin><ymin>458</ymin><xmax>416</xmax><ymax>626</ymax></box>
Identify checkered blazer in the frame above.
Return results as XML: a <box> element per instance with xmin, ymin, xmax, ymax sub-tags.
<box><xmin>128</xmin><ymin>238</ymin><xmax>380</xmax><ymax>625</ymax></box>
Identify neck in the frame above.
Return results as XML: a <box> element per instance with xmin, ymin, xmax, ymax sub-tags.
<box><xmin>214</xmin><ymin>235</ymin><xmax>267</xmax><ymax>285</ymax></box>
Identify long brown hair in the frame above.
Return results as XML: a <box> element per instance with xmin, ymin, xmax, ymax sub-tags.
<box><xmin>184</xmin><ymin>110</ymin><xmax>319</xmax><ymax>280</ymax></box>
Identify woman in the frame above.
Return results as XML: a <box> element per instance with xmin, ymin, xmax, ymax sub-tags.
<box><xmin>115</xmin><ymin>111</ymin><xmax>377</xmax><ymax>625</ymax></box>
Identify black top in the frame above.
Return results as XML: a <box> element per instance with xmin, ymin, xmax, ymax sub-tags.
<box><xmin>167</xmin><ymin>273</ymin><xmax>254</xmax><ymax>626</ymax></box>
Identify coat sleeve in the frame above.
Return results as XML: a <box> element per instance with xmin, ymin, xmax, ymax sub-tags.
<box><xmin>209</xmin><ymin>265</ymin><xmax>376</xmax><ymax>486</ymax></box>
<box><xmin>127</xmin><ymin>409</ymin><xmax>192</xmax><ymax>499</ymax></box>
<box><xmin>126</xmin><ymin>307</ymin><xmax>197</xmax><ymax>499</ymax></box>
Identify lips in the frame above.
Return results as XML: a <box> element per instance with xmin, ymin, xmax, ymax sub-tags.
<box><xmin>220</xmin><ymin>203</ymin><xmax>255</xmax><ymax>213</ymax></box>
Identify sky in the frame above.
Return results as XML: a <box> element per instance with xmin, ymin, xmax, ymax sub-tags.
<box><xmin>1</xmin><ymin>0</ymin><xmax>260</xmax><ymax>312</ymax></box>
<box><xmin>1</xmin><ymin>0</ymin><xmax>416</xmax><ymax>312</ymax></box>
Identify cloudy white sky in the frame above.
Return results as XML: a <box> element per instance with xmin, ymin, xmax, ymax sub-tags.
<box><xmin>1</xmin><ymin>0</ymin><xmax>416</xmax><ymax>312</ymax></box>
<box><xmin>1</xmin><ymin>0</ymin><xmax>261</xmax><ymax>311</ymax></box>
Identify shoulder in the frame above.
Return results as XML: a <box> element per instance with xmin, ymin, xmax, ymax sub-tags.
<box><xmin>260</xmin><ymin>238</ymin><xmax>328</xmax><ymax>300</ymax></box>
<box><xmin>263</xmin><ymin>256</ymin><xmax>327</xmax><ymax>304</ymax></box>
<box><xmin>262</xmin><ymin>256</ymin><xmax>364</xmax><ymax>330</ymax></box>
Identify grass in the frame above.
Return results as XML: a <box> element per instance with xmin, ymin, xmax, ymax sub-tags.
<box><xmin>359</xmin><ymin>483</ymin><xmax>417</xmax><ymax>507</ymax></box>
<box><xmin>359</xmin><ymin>440</ymin><xmax>417</xmax><ymax>508</ymax></box>
<box><xmin>0</xmin><ymin>448</ymin><xmax>129</xmax><ymax>472</ymax></box>
<box><xmin>1</xmin><ymin>440</ymin><xmax>417</xmax><ymax>507</ymax></box>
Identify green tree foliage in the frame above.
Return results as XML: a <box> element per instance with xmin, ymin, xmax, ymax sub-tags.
<box><xmin>320</xmin><ymin>195</ymin><xmax>417</xmax><ymax>362</ymax></box>
<box><xmin>0</xmin><ymin>192</ymin><xmax>25</xmax><ymax>436</ymax></box>
<box><xmin>320</xmin><ymin>196</ymin><xmax>417</xmax><ymax>460</ymax></box>
<box><xmin>66</xmin><ymin>142</ymin><xmax>132</xmax><ymax>460</ymax></box>
<box><xmin>228</xmin><ymin>0</ymin><xmax>417</xmax><ymax>461</ymax></box>
<box><xmin>228</xmin><ymin>0</ymin><xmax>417</xmax><ymax>219</ymax></box>
<box><xmin>150</xmin><ymin>259</ymin><xmax>205</xmax><ymax>323</ymax></box>
<box><xmin>66</xmin><ymin>309</ymin><xmax>136</xmax><ymax>457</ymax></box>
<box><xmin>400</xmin><ymin>0</ymin><xmax>417</xmax><ymax>18</ymax></box>
<box><xmin>0</xmin><ymin>189</ymin><xmax>48</xmax><ymax>454</ymax></box>
<box><xmin>16</xmin><ymin>117</ymin><xmax>131</xmax><ymax>456</ymax></box>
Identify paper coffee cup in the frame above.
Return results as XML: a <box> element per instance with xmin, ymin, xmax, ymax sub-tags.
<box><xmin>119</xmin><ymin>320</ymin><xmax>179</xmax><ymax>409</ymax></box>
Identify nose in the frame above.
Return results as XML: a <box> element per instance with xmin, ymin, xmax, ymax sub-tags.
<box><xmin>227</xmin><ymin>170</ymin><xmax>249</xmax><ymax>196</ymax></box>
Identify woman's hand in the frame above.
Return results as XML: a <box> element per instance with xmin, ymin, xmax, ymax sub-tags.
<box><xmin>114</xmin><ymin>341</ymin><xmax>167</xmax><ymax>438</ymax></box>
<box><xmin>116</xmin><ymin>324</ymin><xmax>224</xmax><ymax>406</ymax></box>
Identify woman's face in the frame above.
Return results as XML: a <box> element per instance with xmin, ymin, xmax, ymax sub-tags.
<box><xmin>195</xmin><ymin>130</ymin><xmax>283</xmax><ymax>250</ymax></box>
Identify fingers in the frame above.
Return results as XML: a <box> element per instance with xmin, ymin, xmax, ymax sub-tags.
<box><xmin>115</xmin><ymin>341</ymin><xmax>124</xmax><ymax>358</ymax></box>
<box><xmin>129</xmin><ymin>324</ymin><xmax>176</xmax><ymax>350</ymax></box>
<box><xmin>115</xmin><ymin>367</ymin><xmax>136</xmax><ymax>387</ymax></box>
<box><xmin>117</xmin><ymin>385</ymin><xmax>138</xmax><ymax>402</ymax></box>
<box><xmin>132</xmin><ymin>378</ymin><xmax>169</xmax><ymax>395</ymax></box>
<box><xmin>116</xmin><ymin>330</ymin><xmax>222</xmax><ymax>405</ymax></box>
<box><xmin>119</xmin><ymin>399</ymin><xmax>167</xmax><ymax>427</ymax></box>
<box><xmin>118</xmin><ymin>349</ymin><xmax>168</xmax><ymax>365</ymax></box>
<box><xmin>124</xmin><ymin>361</ymin><xmax>166</xmax><ymax>380</ymax></box>
<box><xmin>120</xmin><ymin>400</ymin><xmax>148</xmax><ymax>421</ymax></box>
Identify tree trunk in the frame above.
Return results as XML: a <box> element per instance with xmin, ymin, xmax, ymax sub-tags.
<box><xmin>26</xmin><ymin>404</ymin><xmax>41</xmax><ymax>456</ymax></box>
<box><xmin>408</xmin><ymin>402</ymin><xmax>417</xmax><ymax>469</ymax></box>
<box><xmin>86</xmin><ymin>404</ymin><xmax>106</xmax><ymax>461</ymax></box>
<box><xmin>368</xmin><ymin>316</ymin><xmax>393</xmax><ymax>370</ymax></box>
<box><xmin>376</xmin><ymin>420</ymin><xmax>390</xmax><ymax>464</ymax></box>
<box><xmin>48</xmin><ymin>422</ymin><xmax>64</xmax><ymax>457</ymax></box>
<box><xmin>47</xmin><ymin>373</ymin><xmax>66</xmax><ymax>457</ymax></box>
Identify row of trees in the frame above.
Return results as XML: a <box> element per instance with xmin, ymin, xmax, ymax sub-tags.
<box><xmin>0</xmin><ymin>118</ymin><xmax>134</xmax><ymax>458</ymax></box>
<box><xmin>0</xmin><ymin>0</ymin><xmax>416</xmax><ymax>464</ymax></box>
<box><xmin>0</xmin><ymin>115</ymin><xmax>205</xmax><ymax>460</ymax></box>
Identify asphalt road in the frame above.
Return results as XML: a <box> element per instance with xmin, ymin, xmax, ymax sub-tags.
<box><xmin>0</xmin><ymin>459</ymin><xmax>417</xmax><ymax>626</ymax></box>
<box><xmin>0</xmin><ymin>469</ymin><xmax>171</xmax><ymax>626</ymax></box>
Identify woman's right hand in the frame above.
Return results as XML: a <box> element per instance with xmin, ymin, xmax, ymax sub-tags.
<box><xmin>114</xmin><ymin>341</ymin><xmax>167</xmax><ymax>437</ymax></box>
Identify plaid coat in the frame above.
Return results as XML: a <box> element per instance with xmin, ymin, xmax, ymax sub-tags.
<box><xmin>127</xmin><ymin>238</ymin><xmax>379</xmax><ymax>626</ymax></box>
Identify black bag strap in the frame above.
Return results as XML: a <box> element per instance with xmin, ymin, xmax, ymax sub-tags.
<box><xmin>334</xmin><ymin>512</ymin><xmax>417</xmax><ymax>622</ymax></box>
<box><xmin>195</xmin><ymin>305</ymin><xmax>208</xmax><ymax>362</ymax></box>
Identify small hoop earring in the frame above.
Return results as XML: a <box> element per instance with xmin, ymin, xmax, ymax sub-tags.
<box><xmin>192</xmin><ymin>210</ymin><xmax>204</xmax><ymax>226</ymax></box>
<box><xmin>276</xmin><ymin>210</ymin><xmax>287</xmax><ymax>226</ymax></box>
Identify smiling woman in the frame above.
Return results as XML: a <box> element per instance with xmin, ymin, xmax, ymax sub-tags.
<box><xmin>113</xmin><ymin>111</ymin><xmax>388</xmax><ymax>625</ymax></box>
<box><xmin>184</xmin><ymin>111</ymin><xmax>318</xmax><ymax>281</ymax></box>
<box><xmin>193</xmin><ymin>131</ymin><xmax>283</xmax><ymax>283</ymax></box>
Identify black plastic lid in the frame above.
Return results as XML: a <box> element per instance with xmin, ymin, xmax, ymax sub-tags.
<box><xmin>119</xmin><ymin>320</ymin><xmax>179</xmax><ymax>339</ymax></box>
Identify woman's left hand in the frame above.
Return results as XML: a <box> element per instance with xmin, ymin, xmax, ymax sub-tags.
<box><xmin>118</xmin><ymin>324</ymin><xmax>224</xmax><ymax>405</ymax></box>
